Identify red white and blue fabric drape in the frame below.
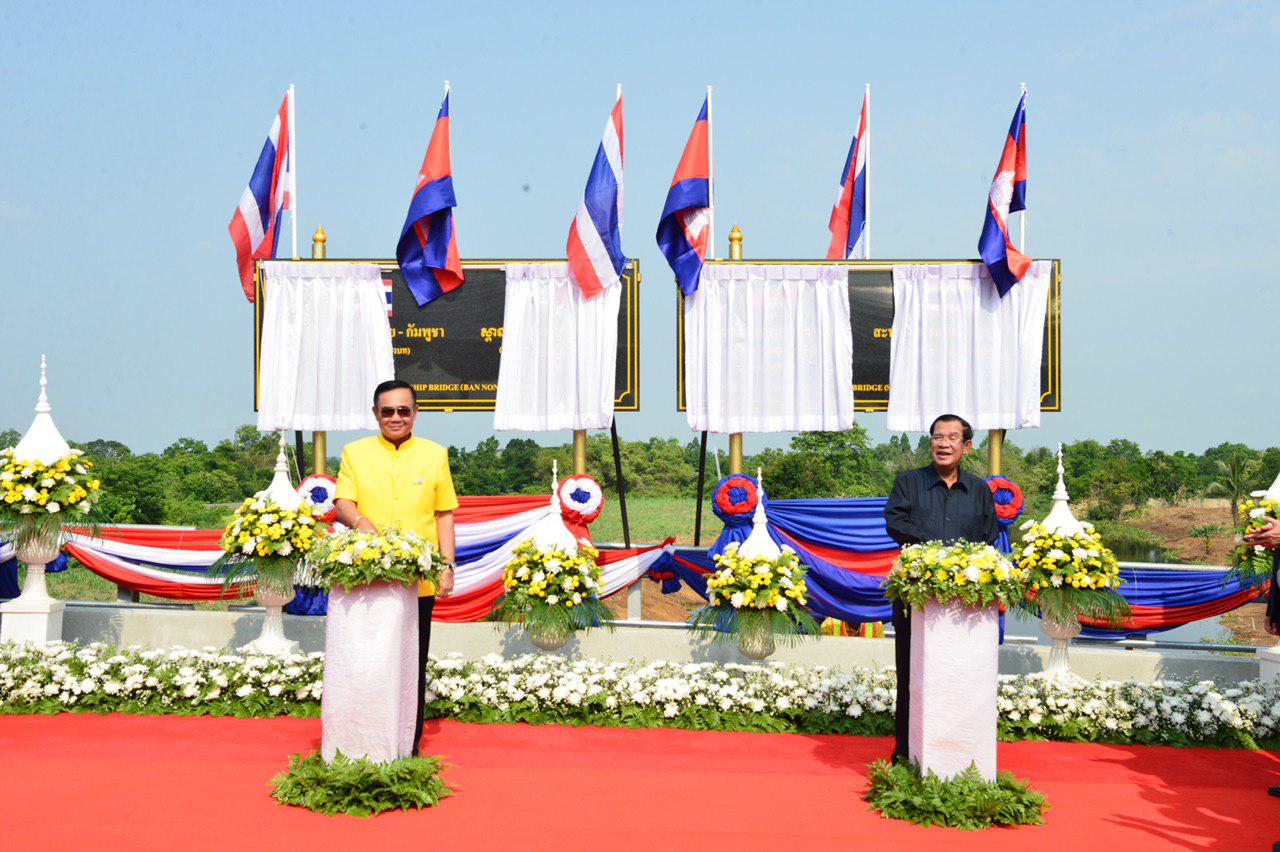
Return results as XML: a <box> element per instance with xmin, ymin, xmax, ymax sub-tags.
<box><xmin>1079</xmin><ymin>569</ymin><xmax>1269</xmax><ymax>638</ymax></box>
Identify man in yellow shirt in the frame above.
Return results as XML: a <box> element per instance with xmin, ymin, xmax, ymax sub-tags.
<box><xmin>334</xmin><ymin>379</ymin><xmax>458</xmax><ymax>757</ymax></box>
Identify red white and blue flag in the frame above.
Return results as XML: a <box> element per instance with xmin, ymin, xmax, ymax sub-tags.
<box><xmin>228</xmin><ymin>89</ymin><xmax>293</xmax><ymax>303</ymax></box>
<box><xmin>656</xmin><ymin>96</ymin><xmax>711</xmax><ymax>296</ymax></box>
<box><xmin>566</xmin><ymin>89</ymin><xmax>626</xmax><ymax>299</ymax></box>
<box><xmin>397</xmin><ymin>91</ymin><xmax>464</xmax><ymax>307</ymax></box>
<box><xmin>978</xmin><ymin>92</ymin><xmax>1029</xmax><ymax>296</ymax></box>
<box><xmin>826</xmin><ymin>88</ymin><xmax>869</xmax><ymax>260</ymax></box>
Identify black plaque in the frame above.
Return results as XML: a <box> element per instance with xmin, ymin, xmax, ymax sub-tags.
<box><xmin>676</xmin><ymin>259</ymin><xmax>1061</xmax><ymax>413</ymax></box>
<box><xmin>254</xmin><ymin>259</ymin><xmax>640</xmax><ymax>412</ymax></box>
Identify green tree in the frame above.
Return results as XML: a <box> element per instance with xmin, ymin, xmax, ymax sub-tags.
<box><xmin>1188</xmin><ymin>523</ymin><xmax>1226</xmax><ymax>558</ymax></box>
<box><xmin>1206</xmin><ymin>451</ymin><xmax>1259</xmax><ymax>523</ymax></box>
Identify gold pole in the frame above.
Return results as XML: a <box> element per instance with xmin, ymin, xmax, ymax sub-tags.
<box><xmin>311</xmin><ymin>227</ymin><xmax>328</xmax><ymax>476</ymax></box>
<box><xmin>987</xmin><ymin>428</ymin><xmax>1005</xmax><ymax>476</ymax></box>
<box><xmin>572</xmin><ymin>430</ymin><xmax>587</xmax><ymax>475</ymax></box>
<box><xmin>727</xmin><ymin>224</ymin><xmax>744</xmax><ymax>474</ymax></box>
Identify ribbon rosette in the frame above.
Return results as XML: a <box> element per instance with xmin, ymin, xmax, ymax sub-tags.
<box><xmin>298</xmin><ymin>473</ymin><xmax>338</xmax><ymax>523</ymax></box>
<box><xmin>713</xmin><ymin>475</ymin><xmax>759</xmax><ymax>526</ymax></box>
<box><xmin>557</xmin><ymin>475</ymin><xmax>604</xmax><ymax>526</ymax></box>
<box><xmin>986</xmin><ymin>476</ymin><xmax>1024</xmax><ymax>522</ymax></box>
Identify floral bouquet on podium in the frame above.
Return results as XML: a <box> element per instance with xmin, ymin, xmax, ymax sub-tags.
<box><xmin>884</xmin><ymin>540</ymin><xmax>1026</xmax><ymax>610</ymax></box>
<box><xmin>306</xmin><ymin>527</ymin><xmax>444</xmax><ymax>590</ymax></box>
<box><xmin>687</xmin><ymin>541</ymin><xmax>819</xmax><ymax>659</ymax></box>
<box><xmin>490</xmin><ymin>539</ymin><xmax>611</xmax><ymax>650</ymax></box>
<box><xmin>1016</xmin><ymin>520</ymin><xmax>1128</xmax><ymax>625</ymax></box>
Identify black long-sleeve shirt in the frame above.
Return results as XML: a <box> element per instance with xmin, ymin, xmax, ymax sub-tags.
<box><xmin>884</xmin><ymin>465</ymin><xmax>1000</xmax><ymax>547</ymax></box>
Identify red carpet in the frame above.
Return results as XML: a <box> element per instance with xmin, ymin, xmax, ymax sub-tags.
<box><xmin>1</xmin><ymin>714</ymin><xmax>1277</xmax><ymax>850</ymax></box>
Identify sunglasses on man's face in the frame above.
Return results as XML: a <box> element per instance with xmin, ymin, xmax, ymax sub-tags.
<box><xmin>378</xmin><ymin>406</ymin><xmax>414</xmax><ymax>419</ymax></box>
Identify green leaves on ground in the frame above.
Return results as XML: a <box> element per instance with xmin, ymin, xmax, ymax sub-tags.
<box><xmin>271</xmin><ymin>750</ymin><xmax>451</xmax><ymax>817</ymax></box>
<box><xmin>864</xmin><ymin>759</ymin><xmax>1046</xmax><ymax>830</ymax></box>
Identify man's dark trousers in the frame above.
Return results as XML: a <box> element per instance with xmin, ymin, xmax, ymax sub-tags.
<box><xmin>411</xmin><ymin>595</ymin><xmax>436</xmax><ymax>756</ymax></box>
<box><xmin>891</xmin><ymin>600</ymin><xmax>911</xmax><ymax>764</ymax></box>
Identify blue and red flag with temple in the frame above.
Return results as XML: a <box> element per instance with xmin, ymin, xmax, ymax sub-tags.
<box><xmin>978</xmin><ymin>92</ymin><xmax>1029</xmax><ymax>296</ymax></box>
<box><xmin>397</xmin><ymin>92</ymin><xmax>464</xmax><ymax>307</ymax></box>
<box><xmin>656</xmin><ymin>96</ymin><xmax>711</xmax><ymax>296</ymax></box>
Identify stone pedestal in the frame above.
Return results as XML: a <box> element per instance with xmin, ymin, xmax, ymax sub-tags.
<box><xmin>1</xmin><ymin>535</ymin><xmax>65</xmax><ymax>647</ymax></box>
<box><xmin>909</xmin><ymin>601</ymin><xmax>999</xmax><ymax>781</ymax></box>
<box><xmin>1041</xmin><ymin>614</ymin><xmax>1082</xmax><ymax>675</ymax></box>
<box><xmin>321</xmin><ymin>582</ymin><xmax>419</xmax><ymax>764</ymax></box>
<box><xmin>1259</xmin><ymin>646</ymin><xmax>1280</xmax><ymax>685</ymax></box>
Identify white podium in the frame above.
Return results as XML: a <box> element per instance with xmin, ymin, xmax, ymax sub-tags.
<box><xmin>909</xmin><ymin>601</ymin><xmax>999</xmax><ymax>781</ymax></box>
<box><xmin>320</xmin><ymin>582</ymin><xmax>419</xmax><ymax>763</ymax></box>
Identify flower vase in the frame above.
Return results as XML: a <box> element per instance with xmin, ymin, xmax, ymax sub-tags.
<box><xmin>1041</xmin><ymin>613</ymin><xmax>1081</xmax><ymax>675</ymax></box>
<box><xmin>528</xmin><ymin>624</ymin><xmax>571</xmax><ymax>652</ymax></box>
<box><xmin>1</xmin><ymin>525</ymin><xmax>66</xmax><ymax>646</ymax></box>
<box><xmin>243</xmin><ymin>563</ymin><xmax>299</xmax><ymax>656</ymax></box>
<box><xmin>738</xmin><ymin>630</ymin><xmax>776</xmax><ymax>661</ymax></box>
<box><xmin>909</xmin><ymin>601</ymin><xmax>1000</xmax><ymax>781</ymax></box>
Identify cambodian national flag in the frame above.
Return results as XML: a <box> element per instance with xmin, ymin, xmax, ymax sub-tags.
<box><xmin>567</xmin><ymin>89</ymin><xmax>625</xmax><ymax>299</ymax></box>
<box><xmin>978</xmin><ymin>92</ymin><xmax>1029</xmax><ymax>297</ymax></box>
<box><xmin>228</xmin><ymin>89</ymin><xmax>293</xmax><ymax>303</ymax></box>
<box><xmin>397</xmin><ymin>91</ymin><xmax>464</xmax><ymax>307</ymax></box>
<box><xmin>656</xmin><ymin>97</ymin><xmax>711</xmax><ymax>296</ymax></box>
<box><xmin>826</xmin><ymin>88</ymin><xmax>869</xmax><ymax>260</ymax></box>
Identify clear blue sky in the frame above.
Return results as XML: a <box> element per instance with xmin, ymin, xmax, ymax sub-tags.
<box><xmin>2</xmin><ymin>1</ymin><xmax>1277</xmax><ymax>456</ymax></box>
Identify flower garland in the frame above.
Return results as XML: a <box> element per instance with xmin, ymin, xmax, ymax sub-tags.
<box><xmin>884</xmin><ymin>540</ymin><xmax>1026</xmax><ymax>610</ymax></box>
<box><xmin>1232</xmin><ymin>496</ymin><xmax>1280</xmax><ymax>581</ymax></box>
<box><xmin>490</xmin><ymin>539</ymin><xmax>611</xmax><ymax>638</ymax></box>
<box><xmin>1</xmin><ymin>644</ymin><xmax>1277</xmax><ymax>749</ymax></box>
<box><xmin>1017</xmin><ymin>520</ymin><xmax>1128</xmax><ymax>625</ymax></box>
<box><xmin>688</xmin><ymin>542</ymin><xmax>819</xmax><ymax>647</ymax></box>
<box><xmin>307</xmin><ymin>528</ymin><xmax>443</xmax><ymax>590</ymax></box>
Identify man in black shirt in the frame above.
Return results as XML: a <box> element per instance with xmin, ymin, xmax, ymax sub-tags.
<box><xmin>883</xmin><ymin>413</ymin><xmax>1000</xmax><ymax>765</ymax></box>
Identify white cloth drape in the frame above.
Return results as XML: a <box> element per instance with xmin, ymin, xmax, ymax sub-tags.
<box><xmin>887</xmin><ymin>261</ymin><xmax>1050</xmax><ymax>433</ymax></box>
<box><xmin>257</xmin><ymin>262</ymin><xmax>394</xmax><ymax>432</ymax></box>
<box><xmin>684</xmin><ymin>264</ymin><xmax>853</xmax><ymax>433</ymax></box>
<box><xmin>493</xmin><ymin>263</ymin><xmax>620</xmax><ymax>431</ymax></box>
<box><xmin>320</xmin><ymin>582</ymin><xmax>418</xmax><ymax>764</ymax></box>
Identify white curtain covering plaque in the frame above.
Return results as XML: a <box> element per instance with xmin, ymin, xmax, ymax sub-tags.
<box><xmin>908</xmin><ymin>601</ymin><xmax>999</xmax><ymax>781</ymax></box>
<box><xmin>320</xmin><ymin>582</ymin><xmax>419</xmax><ymax>764</ymax></box>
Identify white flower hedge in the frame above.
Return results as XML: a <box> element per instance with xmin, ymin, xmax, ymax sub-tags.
<box><xmin>1</xmin><ymin>643</ymin><xmax>1276</xmax><ymax>748</ymax></box>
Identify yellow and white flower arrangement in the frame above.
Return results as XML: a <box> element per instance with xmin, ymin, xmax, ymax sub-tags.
<box><xmin>490</xmin><ymin>539</ymin><xmax>612</xmax><ymax>638</ymax></box>
<box><xmin>1016</xmin><ymin>522</ymin><xmax>1128</xmax><ymax>625</ymax></box>
<box><xmin>1231</xmin><ymin>496</ymin><xmax>1280</xmax><ymax>580</ymax></box>
<box><xmin>884</xmin><ymin>540</ymin><xmax>1027</xmax><ymax>611</ymax></box>
<box><xmin>307</xmin><ymin>527</ymin><xmax>444</xmax><ymax>590</ymax></box>
<box><xmin>688</xmin><ymin>542</ymin><xmax>819</xmax><ymax>647</ymax></box>
<box><xmin>212</xmin><ymin>495</ymin><xmax>318</xmax><ymax>593</ymax></box>
<box><xmin>0</xmin><ymin>447</ymin><xmax>102</xmax><ymax>551</ymax></box>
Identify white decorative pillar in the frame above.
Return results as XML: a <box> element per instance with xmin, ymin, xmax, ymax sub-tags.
<box><xmin>242</xmin><ymin>433</ymin><xmax>301</xmax><ymax>656</ymax></box>
<box><xmin>909</xmin><ymin>601</ymin><xmax>1000</xmax><ymax>781</ymax></box>
<box><xmin>2</xmin><ymin>356</ymin><xmax>72</xmax><ymax>647</ymax></box>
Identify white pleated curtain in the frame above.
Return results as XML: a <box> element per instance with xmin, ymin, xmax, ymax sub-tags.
<box><xmin>493</xmin><ymin>263</ymin><xmax>621</xmax><ymax>431</ymax></box>
<box><xmin>886</xmin><ymin>261</ymin><xmax>1051</xmax><ymax>433</ymax></box>
<box><xmin>684</xmin><ymin>264</ymin><xmax>854</xmax><ymax>433</ymax></box>
<box><xmin>257</xmin><ymin>262</ymin><xmax>394</xmax><ymax>432</ymax></box>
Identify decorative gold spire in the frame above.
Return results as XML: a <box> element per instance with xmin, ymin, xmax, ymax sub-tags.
<box><xmin>728</xmin><ymin>224</ymin><xmax>743</xmax><ymax>261</ymax></box>
<box><xmin>311</xmin><ymin>226</ymin><xmax>327</xmax><ymax>260</ymax></box>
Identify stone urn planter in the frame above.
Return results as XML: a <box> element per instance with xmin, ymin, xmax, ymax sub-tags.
<box><xmin>528</xmin><ymin>625</ymin><xmax>571</xmax><ymax>652</ymax></box>
<box><xmin>738</xmin><ymin>630</ymin><xmax>776</xmax><ymax>661</ymax></box>
<box><xmin>1041</xmin><ymin>613</ymin><xmax>1082</xmax><ymax>675</ymax></box>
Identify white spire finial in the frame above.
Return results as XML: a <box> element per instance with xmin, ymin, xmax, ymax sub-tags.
<box><xmin>35</xmin><ymin>354</ymin><xmax>50</xmax><ymax>414</ymax></box>
<box><xmin>1041</xmin><ymin>442</ymin><xmax>1084</xmax><ymax>536</ymax></box>
<box><xmin>739</xmin><ymin>467</ymin><xmax>781</xmax><ymax>560</ymax></box>
<box><xmin>551</xmin><ymin>458</ymin><xmax>560</xmax><ymax>491</ymax></box>
<box><xmin>12</xmin><ymin>355</ymin><xmax>71</xmax><ymax>464</ymax></box>
<box><xmin>260</xmin><ymin>430</ymin><xmax>301</xmax><ymax>510</ymax></box>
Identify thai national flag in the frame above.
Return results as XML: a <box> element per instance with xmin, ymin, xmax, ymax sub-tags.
<box><xmin>826</xmin><ymin>88</ymin><xmax>869</xmax><ymax>260</ymax></box>
<box><xmin>228</xmin><ymin>89</ymin><xmax>293</xmax><ymax>303</ymax></box>
<box><xmin>397</xmin><ymin>91</ymin><xmax>464</xmax><ymax>307</ymax></box>
<box><xmin>656</xmin><ymin>96</ymin><xmax>711</xmax><ymax>296</ymax></box>
<box><xmin>978</xmin><ymin>92</ymin><xmax>1029</xmax><ymax>296</ymax></box>
<box><xmin>566</xmin><ymin>89</ymin><xmax>625</xmax><ymax>299</ymax></box>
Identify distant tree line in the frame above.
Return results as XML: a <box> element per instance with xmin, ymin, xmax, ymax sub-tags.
<box><xmin>2</xmin><ymin>424</ymin><xmax>1274</xmax><ymax>528</ymax></box>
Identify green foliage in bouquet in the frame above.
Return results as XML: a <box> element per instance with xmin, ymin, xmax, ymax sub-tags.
<box><xmin>686</xmin><ymin>542</ymin><xmax>820</xmax><ymax>646</ymax></box>
<box><xmin>307</xmin><ymin>527</ymin><xmax>444</xmax><ymax>590</ymax></box>
<box><xmin>209</xmin><ymin>495</ymin><xmax>318</xmax><ymax>592</ymax></box>
<box><xmin>0</xmin><ymin>447</ymin><xmax>103</xmax><ymax>550</ymax></box>
<box><xmin>1229</xmin><ymin>496</ymin><xmax>1280</xmax><ymax>583</ymax></box>
<box><xmin>1017</xmin><ymin>521</ymin><xmax>1129</xmax><ymax>626</ymax></box>
<box><xmin>489</xmin><ymin>539</ymin><xmax>612</xmax><ymax>639</ymax></box>
<box><xmin>884</xmin><ymin>540</ymin><xmax>1027</xmax><ymax>611</ymax></box>
<box><xmin>271</xmin><ymin>750</ymin><xmax>451</xmax><ymax>816</ymax></box>
<box><xmin>864</xmin><ymin>760</ymin><xmax>1046</xmax><ymax>830</ymax></box>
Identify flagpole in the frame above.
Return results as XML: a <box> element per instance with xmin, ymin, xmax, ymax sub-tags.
<box><xmin>288</xmin><ymin>84</ymin><xmax>298</xmax><ymax>259</ymax></box>
<box><xmin>863</xmin><ymin>82</ymin><xmax>871</xmax><ymax>260</ymax></box>
<box><xmin>706</xmin><ymin>84</ymin><xmax>716</xmax><ymax>259</ymax></box>
<box><xmin>1019</xmin><ymin>82</ymin><xmax>1027</xmax><ymax>254</ymax></box>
